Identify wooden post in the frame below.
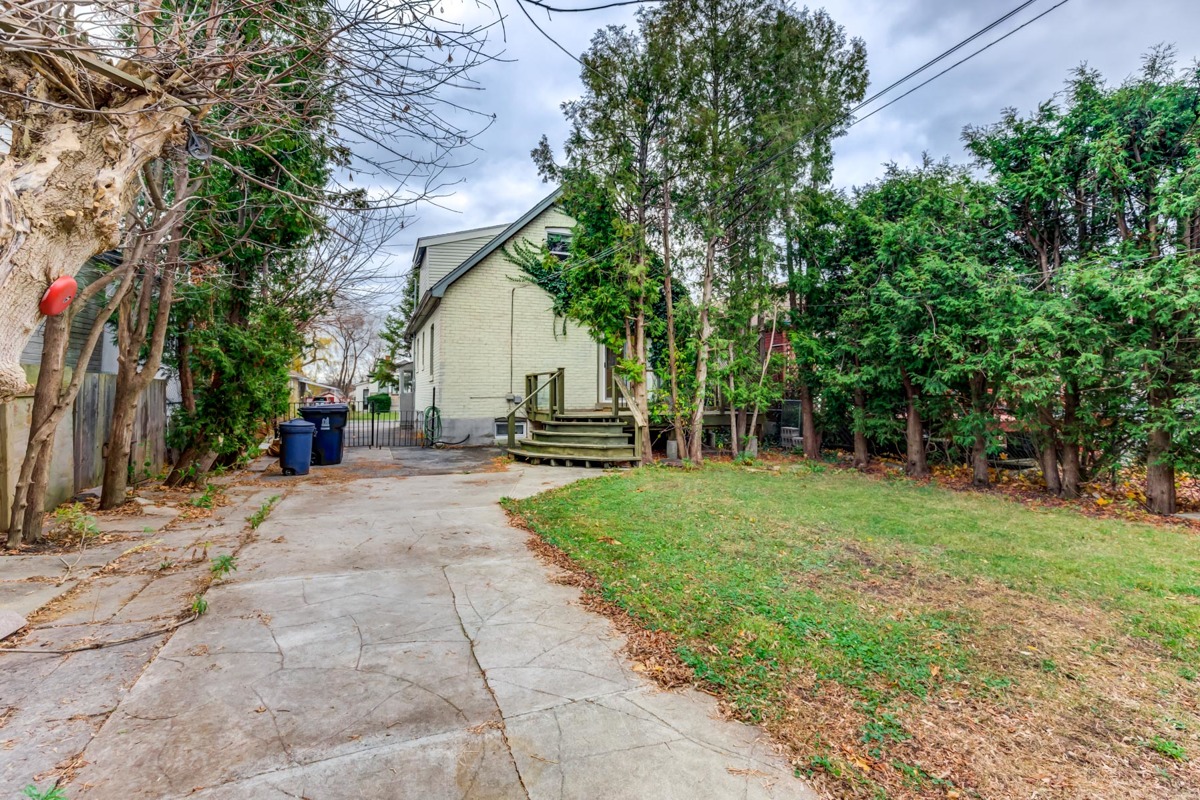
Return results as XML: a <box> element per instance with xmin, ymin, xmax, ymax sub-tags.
<box><xmin>555</xmin><ymin>368</ymin><xmax>565</xmax><ymax>417</ymax></box>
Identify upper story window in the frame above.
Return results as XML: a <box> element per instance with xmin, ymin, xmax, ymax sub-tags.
<box><xmin>546</xmin><ymin>228</ymin><xmax>571</xmax><ymax>260</ymax></box>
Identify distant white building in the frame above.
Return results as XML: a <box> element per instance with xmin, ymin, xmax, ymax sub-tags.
<box><xmin>352</xmin><ymin>358</ymin><xmax>414</xmax><ymax>413</ymax></box>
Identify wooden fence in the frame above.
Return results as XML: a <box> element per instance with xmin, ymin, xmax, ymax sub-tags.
<box><xmin>0</xmin><ymin>371</ymin><xmax>168</xmax><ymax>523</ymax></box>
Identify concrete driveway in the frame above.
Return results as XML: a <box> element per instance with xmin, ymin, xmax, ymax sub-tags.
<box><xmin>70</xmin><ymin>450</ymin><xmax>816</xmax><ymax>799</ymax></box>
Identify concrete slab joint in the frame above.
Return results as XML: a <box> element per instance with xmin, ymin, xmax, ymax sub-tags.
<box><xmin>6</xmin><ymin>450</ymin><xmax>814</xmax><ymax>800</ymax></box>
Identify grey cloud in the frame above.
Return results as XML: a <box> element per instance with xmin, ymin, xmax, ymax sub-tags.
<box><xmin>364</xmin><ymin>0</ymin><xmax>1200</xmax><ymax>299</ymax></box>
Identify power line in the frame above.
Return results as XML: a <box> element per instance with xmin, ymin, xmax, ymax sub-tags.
<box><xmin>516</xmin><ymin>0</ymin><xmax>1073</xmax><ymax>275</ymax></box>
<box><xmin>849</xmin><ymin>0</ymin><xmax>1075</xmax><ymax>132</ymax></box>
<box><xmin>715</xmin><ymin>0</ymin><xmax>1075</xmax><ymax>209</ymax></box>
<box><xmin>513</xmin><ymin>0</ymin><xmax>588</xmax><ymax>69</ymax></box>
<box><xmin>720</xmin><ymin>0</ymin><xmax>1046</xmax><ymax>199</ymax></box>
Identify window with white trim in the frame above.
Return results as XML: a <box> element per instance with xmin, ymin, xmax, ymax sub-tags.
<box><xmin>546</xmin><ymin>228</ymin><xmax>572</xmax><ymax>260</ymax></box>
<box><xmin>495</xmin><ymin>419</ymin><xmax>527</xmax><ymax>438</ymax></box>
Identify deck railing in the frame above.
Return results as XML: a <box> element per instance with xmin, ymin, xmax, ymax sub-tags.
<box><xmin>503</xmin><ymin>368</ymin><xmax>653</xmax><ymax>460</ymax></box>
<box><xmin>505</xmin><ymin>368</ymin><xmax>564</xmax><ymax>451</ymax></box>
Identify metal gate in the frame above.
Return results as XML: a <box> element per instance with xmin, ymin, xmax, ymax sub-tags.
<box><xmin>286</xmin><ymin>402</ymin><xmax>424</xmax><ymax>448</ymax></box>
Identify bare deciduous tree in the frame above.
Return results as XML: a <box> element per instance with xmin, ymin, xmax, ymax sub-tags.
<box><xmin>0</xmin><ymin>0</ymin><xmax>497</xmax><ymax>400</ymax></box>
<box><xmin>316</xmin><ymin>301</ymin><xmax>382</xmax><ymax>398</ymax></box>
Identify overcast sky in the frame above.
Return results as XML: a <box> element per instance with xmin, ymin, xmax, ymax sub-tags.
<box><xmin>368</xmin><ymin>0</ymin><xmax>1200</xmax><ymax>301</ymax></box>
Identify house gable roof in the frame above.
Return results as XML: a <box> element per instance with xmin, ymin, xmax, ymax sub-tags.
<box><xmin>429</xmin><ymin>187</ymin><xmax>563</xmax><ymax>299</ymax></box>
<box><xmin>414</xmin><ymin>223</ymin><xmax>508</xmax><ymax>250</ymax></box>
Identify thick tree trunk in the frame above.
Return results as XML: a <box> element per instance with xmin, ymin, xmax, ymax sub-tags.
<box><xmin>1038</xmin><ymin>406</ymin><xmax>1062</xmax><ymax>496</ymax></box>
<box><xmin>22</xmin><ymin>440</ymin><xmax>55</xmax><ymax>544</ymax></box>
<box><xmin>852</xmin><ymin>387</ymin><xmax>869</xmax><ymax>469</ymax></box>
<box><xmin>0</xmin><ymin>97</ymin><xmax>188</xmax><ymax>400</ymax></box>
<box><xmin>1041</xmin><ymin>446</ymin><xmax>1062</xmax><ymax>496</ymax></box>
<box><xmin>972</xmin><ymin>434</ymin><xmax>989</xmax><ymax>487</ymax></box>
<box><xmin>687</xmin><ymin>237</ymin><xmax>717</xmax><ymax>464</ymax></box>
<box><xmin>100</xmin><ymin>381</ymin><xmax>138</xmax><ymax>509</ymax></box>
<box><xmin>901</xmin><ymin>370</ymin><xmax>928</xmax><ymax>478</ymax></box>
<box><xmin>799</xmin><ymin>381</ymin><xmax>819</xmax><ymax>459</ymax></box>
<box><xmin>1146</xmin><ymin>428</ymin><xmax>1176</xmax><ymax>514</ymax></box>
<box><xmin>1061</xmin><ymin>447</ymin><xmax>1082</xmax><ymax>499</ymax></box>
<box><xmin>1146</xmin><ymin>385</ymin><xmax>1176</xmax><ymax>514</ymax></box>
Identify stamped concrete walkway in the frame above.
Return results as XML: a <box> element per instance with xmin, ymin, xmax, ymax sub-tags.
<box><xmin>70</xmin><ymin>451</ymin><xmax>816</xmax><ymax>799</ymax></box>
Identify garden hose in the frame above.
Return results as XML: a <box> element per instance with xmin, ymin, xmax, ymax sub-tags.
<box><xmin>421</xmin><ymin>405</ymin><xmax>470</xmax><ymax>448</ymax></box>
<box><xmin>423</xmin><ymin>405</ymin><xmax>442</xmax><ymax>446</ymax></box>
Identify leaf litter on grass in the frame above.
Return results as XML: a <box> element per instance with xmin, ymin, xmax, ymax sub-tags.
<box><xmin>508</xmin><ymin>465</ymin><xmax>1200</xmax><ymax>800</ymax></box>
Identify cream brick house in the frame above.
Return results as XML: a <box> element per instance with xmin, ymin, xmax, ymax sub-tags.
<box><xmin>405</xmin><ymin>189</ymin><xmax>606</xmax><ymax>444</ymax></box>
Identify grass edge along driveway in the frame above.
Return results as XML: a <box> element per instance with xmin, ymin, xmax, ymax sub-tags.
<box><xmin>505</xmin><ymin>463</ymin><xmax>1200</xmax><ymax>800</ymax></box>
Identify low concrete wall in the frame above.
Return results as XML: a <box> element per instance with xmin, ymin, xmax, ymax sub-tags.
<box><xmin>437</xmin><ymin>416</ymin><xmax>496</xmax><ymax>447</ymax></box>
<box><xmin>0</xmin><ymin>366</ymin><xmax>167</xmax><ymax>523</ymax></box>
<box><xmin>436</xmin><ymin>415</ymin><xmax>535</xmax><ymax>448</ymax></box>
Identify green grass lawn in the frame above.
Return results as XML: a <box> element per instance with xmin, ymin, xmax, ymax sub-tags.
<box><xmin>507</xmin><ymin>463</ymin><xmax>1200</xmax><ymax>799</ymax></box>
<box><xmin>348</xmin><ymin>410</ymin><xmax>399</xmax><ymax>421</ymax></box>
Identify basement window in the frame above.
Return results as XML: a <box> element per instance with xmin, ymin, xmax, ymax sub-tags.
<box><xmin>495</xmin><ymin>419</ymin><xmax>527</xmax><ymax>438</ymax></box>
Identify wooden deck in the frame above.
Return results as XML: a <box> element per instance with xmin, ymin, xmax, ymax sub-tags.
<box><xmin>503</xmin><ymin>369</ymin><xmax>732</xmax><ymax>466</ymax></box>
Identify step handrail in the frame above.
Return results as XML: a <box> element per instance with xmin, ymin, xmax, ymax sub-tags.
<box><xmin>611</xmin><ymin>374</ymin><xmax>644</xmax><ymax>461</ymax></box>
<box><xmin>506</xmin><ymin>368</ymin><xmax>564</xmax><ymax>451</ymax></box>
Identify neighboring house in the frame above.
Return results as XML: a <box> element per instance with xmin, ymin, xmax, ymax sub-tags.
<box><xmin>288</xmin><ymin>372</ymin><xmax>341</xmax><ymax>404</ymax></box>
<box><xmin>353</xmin><ymin>359</ymin><xmax>414</xmax><ymax>413</ymax></box>
<box><xmin>393</xmin><ymin>358</ymin><xmax>415</xmax><ymax>413</ymax></box>
<box><xmin>352</xmin><ymin>378</ymin><xmax>385</xmax><ymax>405</ymax></box>
<box><xmin>1</xmin><ymin>255</ymin><xmax>167</xmax><ymax>522</ymax></box>
<box><xmin>405</xmin><ymin>188</ymin><xmax>606</xmax><ymax>444</ymax></box>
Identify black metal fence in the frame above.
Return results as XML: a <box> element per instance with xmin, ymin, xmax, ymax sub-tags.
<box><xmin>283</xmin><ymin>402</ymin><xmax>424</xmax><ymax>448</ymax></box>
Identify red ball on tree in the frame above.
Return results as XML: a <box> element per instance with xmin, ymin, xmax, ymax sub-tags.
<box><xmin>39</xmin><ymin>276</ymin><xmax>78</xmax><ymax>317</ymax></box>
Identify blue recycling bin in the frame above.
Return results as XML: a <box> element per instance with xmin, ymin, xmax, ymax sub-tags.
<box><xmin>298</xmin><ymin>403</ymin><xmax>349</xmax><ymax>465</ymax></box>
<box><xmin>278</xmin><ymin>419</ymin><xmax>315</xmax><ymax>476</ymax></box>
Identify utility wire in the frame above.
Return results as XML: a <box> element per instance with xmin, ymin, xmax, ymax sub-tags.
<box><xmin>849</xmin><ymin>0</ymin><xmax>1075</xmax><ymax>132</ymax></box>
<box><xmin>513</xmin><ymin>0</ymin><xmax>590</xmax><ymax>70</ymax></box>
<box><xmin>714</xmin><ymin>0</ymin><xmax>1074</xmax><ymax>209</ymax></box>
<box><xmin>515</xmin><ymin>0</ymin><xmax>1073</xmax><ymax>277</ymax></box>
<box><xmin>719</xmin><ymin>0</ymin><xmax>1046</xmax><ymax>199</ymax></box>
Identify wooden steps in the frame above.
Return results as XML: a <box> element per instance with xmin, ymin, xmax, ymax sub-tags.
<box><xmin>507</xmin><ymin>410</ymin><xmax>637</xmax><ymax>466</ymax></box>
